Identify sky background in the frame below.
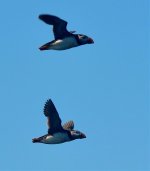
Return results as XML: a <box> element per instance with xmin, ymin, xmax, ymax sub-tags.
<box><xmin>0</xmin><ymin>0</ymin><xmax>149</xmax><ymax>171</ymax></box>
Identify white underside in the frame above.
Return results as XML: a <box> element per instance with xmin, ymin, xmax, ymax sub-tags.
<box><xmin>41</xmin><ymin>132</ymin><xmax>71</xmax><ymax>144</ymax></box>
<box><xmin>49</xmin><ymin>37</ymin><xmax>78</xmax><ymax>50</ymax></box>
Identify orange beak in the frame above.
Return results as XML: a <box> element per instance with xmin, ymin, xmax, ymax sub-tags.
<box><xmin>87</xmin><ymin>37</ymin><xmax>94</xmax><ymax>44</ymax></box>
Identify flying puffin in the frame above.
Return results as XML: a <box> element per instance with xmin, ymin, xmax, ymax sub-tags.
<box><xmin>32</xmin><ymin>99</ymin><xmax>86</xmax><ymax>144</ymax></box>
<box><xmin>39</xmin><ymin>14</ymin><xmax>94</xmax><ymax>50</ymax></box>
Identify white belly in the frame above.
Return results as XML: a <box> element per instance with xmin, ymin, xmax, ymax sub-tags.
<box><xmin>49</xmin><ymin>37</ymin><xmax>78</xmax><ymax>50</ymax></box>
<box><xmin>42</xmin><ymin>132</ymin><xmax>71</xmax><ymax>144</ymax></box>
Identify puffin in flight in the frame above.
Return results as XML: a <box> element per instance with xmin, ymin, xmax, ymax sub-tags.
<box><xmin>32</xmin><ymin>99</ymin><xmax>86</xmax><ymax>144</ymax></box>
<box><xmin>39</xmin><ymin>14</ymin><xmax>94</xmax><ymax>50</ymax></box>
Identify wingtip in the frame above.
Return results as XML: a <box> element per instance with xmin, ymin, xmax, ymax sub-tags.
<box><xmin>43</xmin><ymin>99</ymin><xmax>53</xmax><ymax>117</ymax></box>
<box><xmin>44</xmin><ymin>99</ymin><xmax>52</xmax><ymax>107</ymax></box>
<box><xmin>38</xmin><ymin>14</ymin><xmax>43</xmax><ymax>20</ymax></box>
<box><xmin>38</xmin><ymin>14</ymin><xmax>48</xmax><ymax>20</ymax></box>
<box><xmin>46</xmin><ymin>99</ymin><xmax>52</xmax><ymax>103</ymax></box>
<box><xmin>39</xmin><ymin>14</ymin><xmax>53</xmax><ymax>19</ymax></box>
<box><xmin>39</xmin><ymin>14</ymin><xmax>45</xmax><ymax>20</ymax></box>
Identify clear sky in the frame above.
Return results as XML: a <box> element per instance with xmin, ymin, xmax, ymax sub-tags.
<box><xmin>0</xmin><ymin>0</ymin><xmax>149</xmax><ymax>171</ymax></box>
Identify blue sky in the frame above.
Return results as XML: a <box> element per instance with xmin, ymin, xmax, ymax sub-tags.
<box><xmin>0</xmin><ymin>0</ymin><xmax>149</xmax><ymax>171</ymax></box>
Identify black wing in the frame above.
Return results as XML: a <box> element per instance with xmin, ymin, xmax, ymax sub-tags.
<box><xmin>44</xmin><ymin>99</ymin><xmax>64</xmax><ymax>134</ymax></box>
<box><xmin>39</xmin><ymin>14</ymin><xmax>72</xmax><ymax>40</ymax></box>
<box><xmin>63</xmin><ymin>120</ymin><xmax>74</xmax><ymax>130</ymax></box>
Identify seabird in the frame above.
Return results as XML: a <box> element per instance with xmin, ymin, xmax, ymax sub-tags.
<box><xmin>32</xmin><ymin>99</ymin><xmax>86</xmax><ymax>144</ymax></box>
<box><xmin>39</xmin><ymin>14</ymin><xmax>94</xmax><ymax>50</ymax></box>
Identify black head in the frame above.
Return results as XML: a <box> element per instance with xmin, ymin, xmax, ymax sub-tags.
<box><xmin>77</xmin><ymin>34</ymin><xmax>94</xmax><ymax>45</ymax></box>
<box><xmin>70</xmin><ymin>130</ymin><xmax>86</xmax><ymax>139</ymax></box>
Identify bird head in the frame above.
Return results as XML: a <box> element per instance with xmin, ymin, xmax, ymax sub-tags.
<box><xmin>78</xmin><ymin>34</ymin><xmax>94</xmax><ymax>45</ymax></box>
<box><xmin>70</xmin><ymin>130</ymin><xmax>86</xmax><ymax>139</ymax></box>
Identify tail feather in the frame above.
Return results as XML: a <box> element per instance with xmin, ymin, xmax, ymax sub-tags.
<box><xmin>32</xmin><ymin>138</ymin><xmax>40</xmax><ymax>143</ymax></box>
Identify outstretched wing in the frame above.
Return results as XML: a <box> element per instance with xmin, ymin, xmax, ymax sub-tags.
<box><xmin>39</xmin><ymin>14</ymin><xmax>72</xmax><ymax>39</ymax></box>
<box><xmin>44</xmin><ymin>99</ymin><xmax>63</xmax><ymax>134</ymax></box>
<box><xmin>63</xmin><ymin>120</ymin><xmax>74</xmax><ymax>130</ymax></box>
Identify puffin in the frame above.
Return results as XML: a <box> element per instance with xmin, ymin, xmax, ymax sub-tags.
<box><xmin>32</xmin><ymin>99</ymin><xmax>86</xmax><ymax>144</ymax></box>
<box><xmin>39</xmin><ymin>14</ymin><xmax>94</xmax><ymax>50</ymax></box>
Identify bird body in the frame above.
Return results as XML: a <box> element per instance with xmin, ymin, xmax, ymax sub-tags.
<box><xmin>32</xmin><ymin>99</ymin><xmax>86</xmax><ymax>144</ymax></box>
<box><xmin>40</xmin><ymin>132</ymin><xmax>71</xmax><ymax>144</ymax></box>
<box><xmin>43</xmin><ymin>37</ymin><xmax>79</xmax><ymax>50</ymax></box>
<box><xmin>39</xmin><ymin>14</ymin><xmax>94</xmax><ymax>51</ymax></box>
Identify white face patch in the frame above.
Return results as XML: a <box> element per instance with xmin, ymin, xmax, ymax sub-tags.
<box><xmin>49</xmin><ymin>37</ymin><xmax>78</xmax><ymax>50</ymax></box>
